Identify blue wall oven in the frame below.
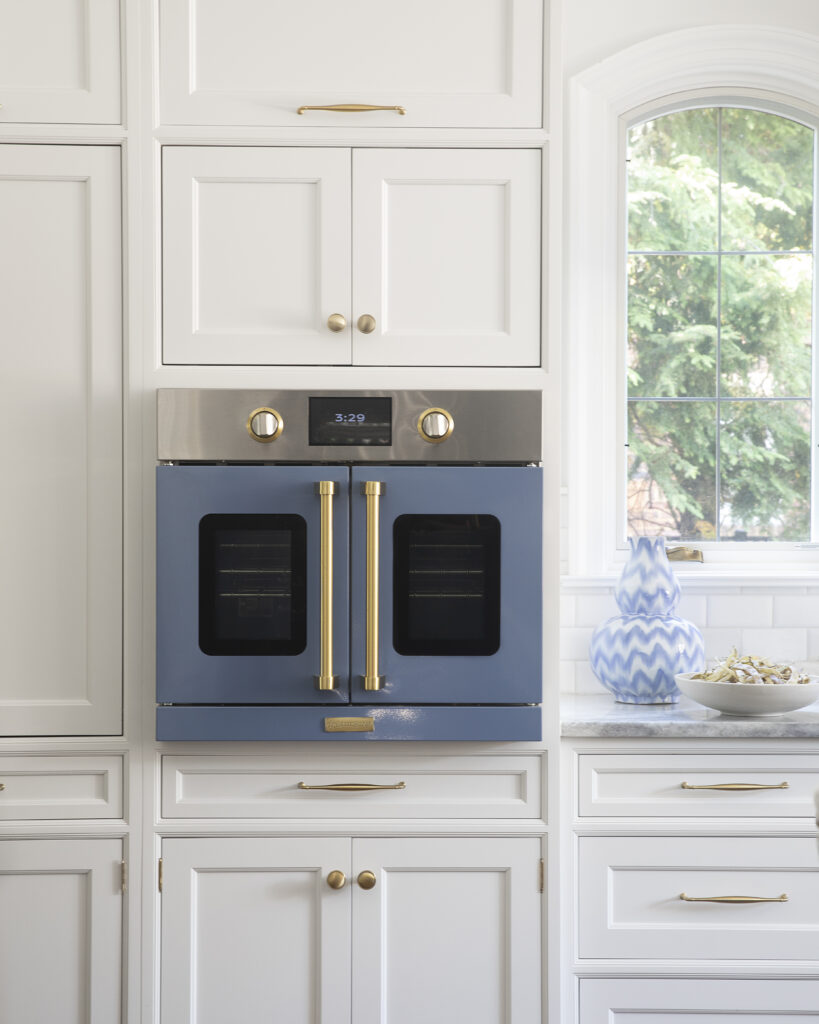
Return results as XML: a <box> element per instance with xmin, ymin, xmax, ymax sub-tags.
<box><xmin>156</xmin><ymin>389</ymin><xmax>542</xmax><ymax>741</ymax></box>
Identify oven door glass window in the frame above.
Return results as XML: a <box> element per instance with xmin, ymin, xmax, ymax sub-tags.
<box><xmin>199</xmin><ymin>514</ymin><xmax>307</xmax><ymax>656</ymax></box>
<box><xmin>392</xmin><ymin>514</ymin><xmax>501</xmax><ymax>656</ymax></box>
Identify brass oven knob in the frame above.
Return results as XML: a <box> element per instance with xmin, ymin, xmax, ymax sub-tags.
<box><xmin>417</xmin><ymin>407</ymin><xmax>454</xmax><ymax>444</ymax></box>
<box><xmin>247</xmin><ymin>407</ymin><xmax>283</xmax><ymax>443</ymax></box>
<box><xmin>327</xmin><ymin>870</ymin><xmax>347</xmax><ymax>890</ymax></box>
<box><xmin>357</xmin><ymin>870</ymin><xmax>377</xmax><ymax>890</ymax></box>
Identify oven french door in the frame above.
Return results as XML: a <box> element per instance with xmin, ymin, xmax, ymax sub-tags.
<box><xmin>156</xmin><ymin>464</ymin><xmax>541</xmax><ymax>706</ymax></box>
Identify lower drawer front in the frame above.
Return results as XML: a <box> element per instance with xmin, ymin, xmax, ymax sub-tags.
<box><xmin>161</xmin><ymin>753</ymin><xmax>542</xmax><ymax>819</ymax></box>
<box><xmin>0</xmin><ymin>755</ymin><xmax>123</xmax><ymax>820</ymax></box>
<box><xmin>581</xmin><ymin>979</ymin><xmax>819</xmax><ymax>1020</ymax></box>
<box><xmin>578</xmin><ymin>836</ymin><xmax>819</xmax><ymax>962</ymax></box>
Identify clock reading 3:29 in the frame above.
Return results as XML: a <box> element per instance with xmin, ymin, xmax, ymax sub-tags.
<box><xmin>309</xmin><ymin>396</ymin><xmax>392</xmax><ymax>446</ymax></box>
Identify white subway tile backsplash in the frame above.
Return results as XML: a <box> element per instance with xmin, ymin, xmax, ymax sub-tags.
<box><xmin>772</xmin><ymin>595</ymin><xmax>819</xmax><ymax>628</ymax></box>
<box><xmin>807</xmin><ymin>629</ymin><xmax>819</xmax><ymax>661</ymax></box>
<box><xmin>559</xmin><ymin>660</ymin><xmax>575</xmax><ymax>692</ymax></box>
<box><xmin>706</xmin><ymin>594</ymin><xmax>773</xmax><ymax>628</ymax></box>
<box><xmin>574</xmin><ymin>660</ymin><xmax>604</xmax><ymax>694</ymax></box>
<box><xmin>560</xmin><ymin>595</ymin><xmax>576</xmax><ymax>628</ymax></box>
<box><xmin>739</xmin><ymin>628</ymin><xmax>807</xmax><ymax>662</ymax></box>
<box><xmin>560</xmin><ymin>626</ymin><xmax>595</xmax><ymax>661</ymax></box>
<box><xmin>700</xmin><ymin>628</ymin><xmax>743</xmax><ymax>660</ymax></box>
<box><xmin>676</xmin><ymin>594</ymin><xmax>706</xmax><ymax>626</ymax></box>
<box><xmin>573</xmin><ymin>593</ymin><xmax>618</xmax><ymax>627</ymax></box>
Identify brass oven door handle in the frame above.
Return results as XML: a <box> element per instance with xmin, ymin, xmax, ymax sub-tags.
<box><xmin>298</xmin><ymin>782</ymin><xmax>406</xmax><ymax>792</ymax></box>
<box><xmin>680</xmin><ymin>892</ymin><xmax>788</xmax><ymax>904</ymax></box>
<box><xmin>681</xmin><ymin>781</ymin><xmax>789</xmax><ymax>791</ymax></box>
<box><xmin>363</xmin><ymin>481</ymin><xmax>385</xmax><ymax>691</ymax></box>
<box><xmin>297</xmin><ymin>103</ymin><xmax>406</xmax><ymax>115</ymax></box>
<box><xmin>315</xmin><ymin>481</ymin><xmax>337</xmax><ymax>690</ymax></box>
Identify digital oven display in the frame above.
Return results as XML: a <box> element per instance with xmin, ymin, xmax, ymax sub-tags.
<box><xmin>308</xmin><ymin>396</ymin><xmax>392</xmax><ymax>446</ymax></box>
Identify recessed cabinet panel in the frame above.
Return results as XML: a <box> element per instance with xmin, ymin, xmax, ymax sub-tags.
<box><xmin>578</xmin><ymin>836</ymin><xmax>819</xmax><ymax>962</ymax></box>
<box><xmin>159</xmin><ymin>0</ymin><xmax>543</xmax><ymax>128</ymax></box>
<box><xmin>0</xmin><ymin>145</ymin><xmax>122</xmax><ymax>735</ymax></box>
<box><xmin>0</xmin><ymin>839</ymin><xmax>122</xmax><ymax>1024</ymax></box>
<box><xmin>162</xmin><ymin>147</ymin><xmax>352</xmax><ymax>365</ymax></box>
<box><xmin>352</xmin><ymin>149</ymin><xmax>541</xmax><ymax>366</ymax></box>
<box><xmin>0</xmin><ymin>0</ymin><xmax>120</xmax><ymax>123</ymax></box>
<box><xmin>0</xmin><ymin>755</ymin><xmax>123</xmax><ymax>820</ymax></box>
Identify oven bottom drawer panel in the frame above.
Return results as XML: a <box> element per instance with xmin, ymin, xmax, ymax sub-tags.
<box><xmin>156</xmin><ymin>704</ymin><xmax>541</xmax><ymax>742</ymax></box>
<box><xmin>577</xmin><ymin>836</ymin><xmax>819</xmax><ymax>962</ymax></box>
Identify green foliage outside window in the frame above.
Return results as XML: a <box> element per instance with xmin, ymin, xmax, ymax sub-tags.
<box><xmin>627</xmin><ymin>107</ymin><xmax>814</xmax><ymax>541</ymax></box>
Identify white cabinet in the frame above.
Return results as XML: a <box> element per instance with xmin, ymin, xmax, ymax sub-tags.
<box><xmin>0</xmin><ymin>755</ymin><xmax>123</xmax><ymax>820</ymax></box>
<box><xmin>0</xmin><ymin>837</ymin><xmax>123</xmax><ymax>1023</ymax></box>
<box><xmin>0</xmin><ymin>1</ymin><xmax>120</xmax><ymax>124</ymax></box>
<box><xmin>158</xmin><ymin>0</ymin><xmax>543</xmax><ymax>129</ymax></box>
<box><xmin>0</xmin><ymin>145</ymin><xmax>122</xmax><ymax>736</ymax></box>
<box><xmin>160</xmin><ymin>835</ymin><xmax>541</xmax><ymax>1024</ymax></box>
<box><xmin>162</xmin><ymin>146</ymin><xmax>541</xmax><ymax>367</ymax></box>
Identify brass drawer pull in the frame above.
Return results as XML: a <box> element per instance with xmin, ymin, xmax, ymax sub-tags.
<box><xmin>297</xmin><ymin>103</ymin><xmax>406</xmax><ymax>116</ymax></box>
<box><xmin>298</xmin><ymin>781</ymin><xmax>406</xmax><ymax>792</ymax></box>
<box><xmin>680</xmin><ymin>892</ymin><xmax>788</xmax><ymax>904</ymax></box>
<box><xmin>0</xmin><ymin>782</ymin><xmax>5</xmax><ymax>791</ymax></box>
<box><xmin>681</xmin><ymin>781</ymin><xmax>789</xmax><ymax>791</ymax></box>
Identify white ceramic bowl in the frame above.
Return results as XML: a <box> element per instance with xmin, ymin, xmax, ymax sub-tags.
<box><xmin>675</xmin><ymin>672</ymin><xmax>819</xmax><ymax>717</ymax></box>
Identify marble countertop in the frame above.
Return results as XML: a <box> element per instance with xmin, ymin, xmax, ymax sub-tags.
<box><xmin>561</xmin><ymin>693</ymin><xmax>819</xmax><ymax>737</ymax></box>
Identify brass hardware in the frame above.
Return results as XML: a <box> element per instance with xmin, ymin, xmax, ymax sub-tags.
<box><xmin>299</xmin><ymin>781</ymin><xmax>406</xmax><ymax>791</ymax></box>
<box><xmin>363</xmin><ymin>481</ymin><xmax>384</xmax><ymax>691</ymax></box>
<box><xmin>357</xmin><ymin>870</ymin><xmax>377</xmax><ymax>890</ymax></box>
<box><xmin>324</xmin><ymin>717</ymin><xmax>375</xmax><ymax>733</ymax></box>
<box><xmin>315</xmin><ymin>481</ymin><xmax>338</xmax><ymax>691</ymax></box>
<box><xmin>417</xmin><ymin>407</ymin><xmax>455</xmax><ymax>444</ymax></box>
<box><xmin>538</xmin><ymin>858</ymin><xmax>544</xmax><ymax>895</ymax></box>
<box><xmin>666</xmin><ymin>545</ymin><xmax>704</xmax><ymax>562</ymax></box>
<box><xmin>0</xmin><ymin>783</ymin><xmax>5</xmax><ymax>791</ymax></box>
<box><xmin>246</xmin><ymin>406</ymin><xmax>283</xmax><ymax>443</ymax></box>
<box><xmin>297</xmin><ymin>104</ymin><xmax>406</xmax><ymax>116</ymax></box>
<box><xmin>158</xmin><ymin>858</ymin><xmax>163</xmax><ymax>893</ymax></box>
<box><xmin>121</xmin><ymin>861</ymin><xmax>128</xmax><ymax>894</ymax></box>
<box><xmin>357</xmin><ymin>314</ymin><xmax>376</xmax><ymax>334</ymax></box>
<box><xmin>327</xmin><ymin>313</ymin><xmax>347</xmax><ymax>333</ymax></box>
<box><xmin>327</xmin><ymin>870</ymin><xmax>347</xmax><ymax>890</ymax></box>
<box><xmin>680</xmin><ymin>892</ymin><xmax>788</xmax><ymax>904</ymax></box>
<box><xmin>682</xmin><ymin>781</ymin><xmax>789</xmax><ymax>791</ymax></box>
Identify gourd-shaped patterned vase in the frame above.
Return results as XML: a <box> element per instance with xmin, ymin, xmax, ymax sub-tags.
<box><xmin>589</xmin><ymin>537</ymin><xmax>705</xmax><ymax>704</ymax></box>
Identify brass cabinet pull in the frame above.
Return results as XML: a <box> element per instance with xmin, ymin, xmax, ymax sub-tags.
<box><xmin>0</xmin><ymin>782</ymin><xmax>5</xmax><ymax>791</ymax></box>
<box><xmin>680</xmin><ymin>892</ymin><xmax>788</xmax><ymax>904</ymax></box>
<box><xmin>681</xmin><ymin>781</ymin><xmax>789</xmax><ymax>791</ymax></box>
<box><xmin>297</xmin><ymin>104</ymin><xmax>406</xmax><ymax>116</ymax></box>
<box><xmin>315</xmin><ymin>482</ymin><xmax>338</xmax><ymax>691</ymax></box>
<box><xmin>362</xmin><ymin>481</ymin><xmax>385</xmax><ymax>691</ymax></box>
<box><xmin>357</xmin><ymin>870</ymin><xmax>377</xmax><ymax>890</ymax></box>
<box><xmin>299</xmin><ymin>781</ymin><xmax>406</xmax><ymax>792</ymax></box>
<box><xmin>327</xmin><ymin>870</ymin><xmax>347</xmax><ymax>890</ymax></box>
<box><xmin>357</xmin><ymin>314</ymin><xmax>376</xmax><ymax>334</ymax></box>
<box><xmin>327</xmin><ymin>313</ymin><xmax>347</xmax><ymax>332</ymax></box>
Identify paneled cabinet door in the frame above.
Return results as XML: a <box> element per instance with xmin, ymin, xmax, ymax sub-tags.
<box><xmin>0</xmin><ymin>145</ymin><xmax>122</xmax><ymax>735</ymax></box>
<box><xmin>162</xmin><ymin>147</ymin><xmax>541</xmax><ymax>366</ymax></box>
<box><xmin>162</xmin><ymin>147</ymin><xmax>352</xmax><ymax>366</ymax></box>
<box><xmin>159</xmin><ymin>0</ymin><xmax>543</xmax><ymax>129</ymax></box>
<box><xmin>160</xmin><ymin>837</ymin><xmax>352</xmax><ymax>1024</ymax></box>
<box><xmin>352</xmin><ymin>837</ymin><xmax>542</xmax><ymax>1024</ymax></box>
<box><xmin>0</xmin><ymin>838</ymin><xmax>123</xmax><ymax>1024</ymax></box>
<box><xmin>0</xmin><ymin>1</ymin><xmax>120</xmax><ymax>123</ymax></box>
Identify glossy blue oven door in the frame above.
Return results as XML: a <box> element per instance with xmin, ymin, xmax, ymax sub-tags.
<box><xmin>350</xmin><ymin>466</ymin><xmax>542</xmax><ymax>705</ymax></box>
<box><xmin>157</xmin><ymin>466</ymin><xmax>350</xmax><ymax>704</ymax></box>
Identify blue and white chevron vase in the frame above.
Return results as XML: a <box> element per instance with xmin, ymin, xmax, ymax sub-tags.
<box><xmin>589</xmin><ymin>537</ymin><xmax>705</xmax><ymax>704</ymax></box>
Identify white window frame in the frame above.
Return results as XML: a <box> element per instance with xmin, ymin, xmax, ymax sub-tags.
<box><xmin>566</xmin><ymin>25</ymin><xmax>819</xmax><ymax>577</ymax></box>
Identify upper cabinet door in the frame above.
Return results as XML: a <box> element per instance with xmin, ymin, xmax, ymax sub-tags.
<box><xmin>158</xmin><ymin>0</ymin><xmax>543</xmax><ymax>128</ymax></box>
<box><xmin>0</xmin><ymin>0</ymin><xmax>120</xmax><ymax>124</ymax></box>
<box><xmin>162</xmin><ymin>147</ymin><xmax>352</xmax><ymax>366</ymax></box>
<box><xmin>0</xmin><ymin>145</ymin><xmax>122</xmax><ymax>736</ymax></box>
<box><xmin>352</xmin><ymin>149</ymin><xmax>541</xmax><ymax>366</ymax></box>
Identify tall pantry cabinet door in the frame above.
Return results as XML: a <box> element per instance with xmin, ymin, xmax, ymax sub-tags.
<box><xmin>0</xmin><ymin>1</ymin><xmax>120</xmax><ymax>124</ymax></box>
<box><xmin>0</xmin><ymin>145</ymin><xmax>122</xmax><ymax>735</ymax></box>
<box><xmin>352</xmin><ymin>149</ymin><xmax>541</xmax><ymax>366</ymax></box>
<box><xmin>352</xmin><ymin>837</ymin><xmax>542</xmax><ymax>1024</ymax></box>
<box><xmin>0</xmin><ymin>838</ymin><xmax>123</xmax><ymax>1023</ymax></box>
<box><xmin>159</xmin><ymin>0</ymin><xmax>542</xmax><ymax>129</ymax></box>
<box><xmin>160</xmin><ymin>837</ymin><xmax>351</xmax><ymax>1024</ymax></box>
<box><xmin>162</xmin><ymin>147</ymin><xmax>352</xmax><ymax>365</ymax></box>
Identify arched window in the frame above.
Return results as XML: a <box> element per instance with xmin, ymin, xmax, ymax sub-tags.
<box><xmin>626</xmin><ymin>106</ymin><xmax>814</xmax><ymax>542</ymax></box>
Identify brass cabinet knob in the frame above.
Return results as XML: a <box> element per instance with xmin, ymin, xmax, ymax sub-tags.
<box><xmin>357</xmin><ymin>870</ymin><xmax>377</xmax><ymax>890</ymax></box>
<box><xmin>357</xmin><ymin>314</ymin><xmax>376</xmax><ymax>334</ymax></box>
<box><xmin>327</xmin><ymin>313</ymin><xmax>347</xmax><ymax>333</ymax></box>
<box><xmin>327</xmin><ymin>870</ymin><xmax>347</xmax><ymax>890</ymax></box>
